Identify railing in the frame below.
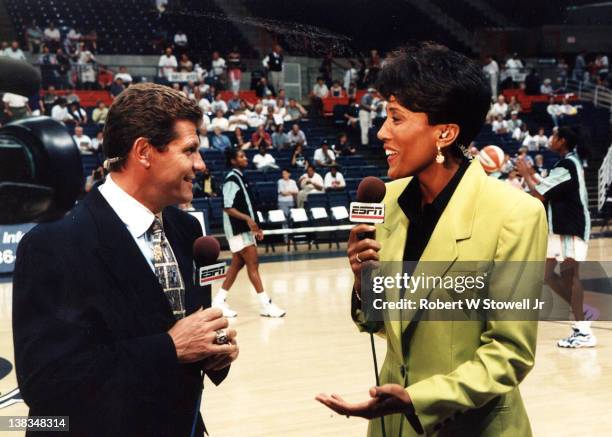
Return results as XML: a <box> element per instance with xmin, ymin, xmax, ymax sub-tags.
<box><xmin>598</xmin><ymin>144</ymin><xmax>612</xmax><ymax>212</ymax></box>
<box><xmin>565</xmin><ymin>78</ymin><xmax>612</xmax><ymax>123</ymax></box>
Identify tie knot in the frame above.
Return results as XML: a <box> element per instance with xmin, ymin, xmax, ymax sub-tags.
<box><xmin>150</xmin><ymin>217</ymin><xmax>163</xmax><ymax>236</ymax></box>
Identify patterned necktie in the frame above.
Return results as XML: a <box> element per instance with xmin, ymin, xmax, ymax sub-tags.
<box><xmin>149</xmin><ymin>217</ymin><xmax>186</xmax><ymax>319</ymax></box>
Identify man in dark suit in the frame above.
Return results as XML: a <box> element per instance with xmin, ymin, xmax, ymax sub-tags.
<box><xmin>13</xmin><ymin>82</ymin><xmax>238</xmax><ymax>436</ymax></box>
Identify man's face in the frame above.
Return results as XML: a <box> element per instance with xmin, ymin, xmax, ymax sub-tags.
<box><xmin>282</xmin><ymin>170</ymin><xmax>290</xmax><ymax>180</ymax></box>
<box><xmin>75</xmin><ymin>127</ymin><xmax>83</xmax><ymax>136</ymax></box>
<box><xmin>11</xmin><ymin>41</ymin><xmax>18</xmax><ymax>49</ymax></box>
<box><xmin>292</xmin><ymin>124</ymin><xmax>299</xmax><ymax>133</ymax></box>
<box><xmin>307</xmin><ymin>167</ymin><xmax>315</xmax><ymax>177</ymax></box>
<box><xmin>148</xmin><ymin>120</ymin><xmax>204</xmax><ymax>206</ymax></box>
<box><xmin>165</xmin><ymin>48</ymin><xmax>172</xmax><ymax>56</ymax></box>
<box><xmin>233</xmin><ymin>151</ymin><xmax>249</xmax><ymax>169</ymax></box>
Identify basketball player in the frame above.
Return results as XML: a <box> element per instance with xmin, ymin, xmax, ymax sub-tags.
<box><xmin>212</xmin><ymin>148</ymin><xmax>286</xmax><ymax>318</ymax></box>
<box><xmin>518</xmin><ymin>126</ymin><xmax>596</xmax><ymax>348</ymax></box>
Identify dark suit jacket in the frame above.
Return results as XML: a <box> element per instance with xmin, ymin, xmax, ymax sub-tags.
<box><xmin>12</xmin><ymin>188</ymin><xmax>228</xmax><ymax>437</ymax></box>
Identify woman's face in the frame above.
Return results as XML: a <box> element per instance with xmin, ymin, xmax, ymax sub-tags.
<box><xmin>377</xmin><ymin>96</ymin><xmax>441</xmax><ymax>179</ymax></box>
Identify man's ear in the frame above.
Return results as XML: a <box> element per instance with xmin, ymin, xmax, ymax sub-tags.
<box><xmin>436</xmin><ymin>124</ymin><xmax>460</xmax><ymax>149</ymax></box>
<box><xmin>132</xmin><ymin>137</ymin><xmax>152</xmax><ymax>169</ymax></box>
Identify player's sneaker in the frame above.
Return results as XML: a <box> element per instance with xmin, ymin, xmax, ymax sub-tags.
<box><xmin>212</xmin><ymin>299</ymin><xmax>237</xmax><ymax>318</ymax></box>
<box><xmin>557</xmin><ymin>327</ymin><xmax>597</xmax><ymax>348</ymax></box>
<box><xmin>260</xmin><ymin>300</ymin><xmax>286</xmax><ymax>318</ymax></box>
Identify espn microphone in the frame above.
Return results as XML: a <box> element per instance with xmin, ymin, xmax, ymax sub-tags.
<box><xmin>350</xmin><ymin>176</ymin><xmax>386</xmax><ymax>239</ymax></box>
<box><xmin>193</xmin><ymin>236</ymin><xmax>227</xmax><ymax>286</ymax></box>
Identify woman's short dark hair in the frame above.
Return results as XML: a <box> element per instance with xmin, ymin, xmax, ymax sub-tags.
<box><xmin>103</xmin><ymin>82</ymin><xmax>202</xmax><ymax>171</ymax></box>
<box><xmin>557</xmin><ymin>126</ymin><xmax>578</xmax><ymax>151</ymax></box>
<box><xmin>376</xmin><ymin>42</ymin><xmax>491</xmax><ymax>158</ymax></box>
<box><xmin>225</xmin><ymin>147</ymin><xmax>240</xmax><ymax>168</ymax></box>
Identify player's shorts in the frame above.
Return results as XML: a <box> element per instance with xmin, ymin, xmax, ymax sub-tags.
<box><xmin>547</xmin><ymin>234</ymin><xmax>588</xmax><ymax>262</ymax></box>
<box><xmin>227</xmin><ymin>231</ymin><xmax>256</xmax><ymax>253</ymax></box>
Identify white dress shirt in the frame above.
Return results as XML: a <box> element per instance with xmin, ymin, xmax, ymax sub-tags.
<box><xmin>99</xmin><ymin>174</ymin><xmax>161</xmax><ymax>272</ymax></box>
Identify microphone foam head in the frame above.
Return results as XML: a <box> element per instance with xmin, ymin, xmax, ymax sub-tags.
<box><xmin>193</xmin><ymin>236</ymin><xmax>221</xmax><ymax>265</ymax></box>
<box><xmin>356</xmin><ymin>176</ymin><xmax>386</xmax><ymax>203</ymax></box>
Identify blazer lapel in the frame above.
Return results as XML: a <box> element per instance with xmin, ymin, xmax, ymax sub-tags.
<box><xmin>84</xmin><ymin>189</ymin><xmax>175</xmax><ymax>330</ymax></box>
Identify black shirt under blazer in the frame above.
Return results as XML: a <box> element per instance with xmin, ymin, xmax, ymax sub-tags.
<box><xmin>12</xmin><ymin>187</ymin><xmax>228</xmax><ymax>437</ymax></box>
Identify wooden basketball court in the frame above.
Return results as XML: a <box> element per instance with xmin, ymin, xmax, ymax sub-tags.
<box><xmin>0</xmin><ymin>234</ymin><xmax>610</xmax><ymax>436</ymax></box>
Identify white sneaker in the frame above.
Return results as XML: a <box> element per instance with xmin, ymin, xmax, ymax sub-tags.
<box><xmin>260</xmin><ymin>300</ymin><xmax>286</xmax><ymax>318</ymax></box>
<box><xmin>557</xmin><ymin>327</ymin><xmax>597</xmax><ymax>348</ymax></box>
<box><xmin>212</xmin><ymin>299</ymin><xmax>237</xmax><ymax>318</ymax></box>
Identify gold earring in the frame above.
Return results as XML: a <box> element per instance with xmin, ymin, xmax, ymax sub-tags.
<box><xmin>436</xmin><ymin>146</ymin><xmax>445</xmax><ymax>164</ymax></box>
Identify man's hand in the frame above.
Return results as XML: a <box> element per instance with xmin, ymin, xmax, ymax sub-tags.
<box><xmin>315</xmin><ymin>384</ymin><xmax>413</xmax><ymax>419</ymax></box>
<box><xmin>168</xmin><ymin>308</ymin><xmax>238</xmax><ymax>363</ymax></box>
<box><xmin>202</xmin><ymin>338</ymin><xmax>239</xmax><ymax>371</ymax></box>
<box><xmin>515</xmin><ymin>158</ymin><xmax>531</xmax><ymax>177</ymax></box>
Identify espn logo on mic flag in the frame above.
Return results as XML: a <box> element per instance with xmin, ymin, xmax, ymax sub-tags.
<box><xmin>349</xmin><ymin>202</ymin><xmax>385</xmax><ymax>224</ymax></box>
<box><xmin>198</xmin><ymin>262</ymin><xmax>227</xmax><ymax>286</ymax></box>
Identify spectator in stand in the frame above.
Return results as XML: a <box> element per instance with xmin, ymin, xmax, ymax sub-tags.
<box><xmin>533</xmin><ymin>127</ymin><xmax>549</xmax><ymax>150</ymax></box>
<box><xmin>255</xmin><ymin>76</ymin><xmax>275</xmax><ymax>98</ymax></box>
<box><xmin>211</xmin><ymin>126</ymin><xmax>231</xmax><ymax>151</ymax></box>
<box><xmin>277</xmin><ymin>88</ymin><xmax>289</xmax><ymax>105</ymax></box>
<box><xmin>91</xmin><ymin>130</ymin><xmax>104</xmax><ymax>152</ymax></box>
<box><xmin>3</xmin><ymin>40</ymin><xmax>25</xmax><ymax>61</ymax></box>
<box><xmin>343</xmin><ymin>60</ymin><xmax>358</xmax><ymax>93</ymax></box>
<box><xmin>491</xmin><ymin>114</ymin><xmax>508</xmax><ymax>134</ymax></box>
<box><xmin>246</xmin><ymin>104</ymin><xmax>266</xmax><ymax>128</ymax></box>
<box><xmin>263</xmin><ymin>44</ymin><xmax>284</xmax><ymax>94</ymax></box>
<box><xmin>82</xmin><ymin>29</ymin><xmax>98</xmax><ymax>53</ymax></box>
<box><xmin>272</xmin><ymin>124</ymin><xmax>290</xmax><ymax>150</ymax></box>
<box><xmin>198</xmin><ymin>126</ymin><xmax>210</xmax><ymax>150</ymax></box>
<box><xmin>274</xmin><ymin>99</ymin><xmax>287</xmax><ymax>124</ymax></box>
<box><xmin>227</xmin><ymin>46</ymin><xmax>242</xmax><ymax>93</ymax></box>
<box><xmin>524</xmin><ymin>69</ymin><xmax>541</xmax><ymax>96</ymax></box>
<box><xmin>482</xmin><ymin>55</ymin><xmax>499</xmax><ymax>101</ymax></box>
<box><xmin>234</xmin><ymin>127</ymin><xmax>251</xmax><ymax>150</ymax></box>
<box><xmin>37</xmin><ymin>45</ymin><xmax>57</xmax><ymax>89</ymax></box>
<box><xmin>330</xmin><ymin>81</ymin><xmax>344</xmax><ymax>97</ymax></box>
<box><xmin>110</xmin><ymin>77</ymin><xmax>125</xmax><ymax>97</ymax></box>
<box><xmin>491</xmin><ymin>94</ymin><xmax>508</xmax><ymax>118</ymax></box>
<box><xmin>69</xmin><ymin>102</ymin><xmax>87</xmax><ymax>125</ymax></box>
<box><xmin>196</xmin><ymin>88</ymin><xmax>212</xmax><ymax>113</ymax></box>
<box><xmin>253</xmin><ymin>144</ymin><xmax>278</xmax><ymax>171</ymax></box>
<box><xmin>314</xmin><ymin>141</ymin><xmax>336</xmax><ymax>167</ymax></box>
<box><xmin>333</xmin><ymin>132</ymin><xmax>356</xmax><ymax>156</ymax></box>
<box><xmin>288</xmin><ymin>123</ymin><xmax>307</xmax><ymax>146</ymax></box>
<box><xmin>209</xmin><ymin>109</ymin><xmax>230</xmax><ymax>132</ymax></box>
<box><xmin>347</xmin><ymin>81</ymin><xmax>358</xmax><ymax>99</ymax></box>
<box><xmin>261</xmin><ymin>92</ymin><xmax>277</xmax><ymax>111</ymax></box>
<box><xmin>28</xmin><ymin>90</ymin><xmax>43</xmax><ymax>116</ymax></box>
<box><xmin>251</xmin><ymin>125</ymin><xmax>273</xmax><ymax>149</ymax></box>
<box><xmin>25</xmin><ymin>20</ymin><xmax>43</xmax><ymax>54</ymax></box>
<box><xmin>291</xmin><ymin>142</ymin><xmax>308</xmax><ymax>170</ymax></box>
<box><xmin>228</xmin><ymin>108</ymin><xmax>249</xmax><ymax>131</ymax></box>
<box><xmin>277</xmin><ymin>169</ymin><xmax>299</xmax><ymax>216</ymax></box>
<box><xmin>3</xmin><ymin>92</ymin><xmax>30</xmax><ymax>122</ymax></box>
<box><xmin>264</xmin><ymin>106</ymin><xmax>276</xmax><ymax>130</ymax></box>
<box><xmin>547</xmin><ymin>96</ymin><xmax>563</xmax><ymax>127</ymax></box>
<box><xmin>78</xmin><ymin>51</ymin><xmax>97</xmax><ymax>90</ymax></box>
<box><xmin>324</xmin><ymin>165</ymin><xmax>346</xmax><ymax>191</ymax></box>
<box><xmin>513</xmin><ymin>122</ymin><xmax>529</xmax><ymax>142</ymax></box>
<box><xmin>508</xmin><ymin>95</ymin><xmax>521</xmax><ymax>114</ymax></box>
<box><xmin>285</xmin><ymin>98</ymin><xmax>307</xmax><ymax>121</ymax></box>
<box><xmin>371</xmin><ymin>90</ymin><xmax>387</xmax><ymax>119</ymax></box>
<box><xmin>50</xmin><ymin>97</ymin><xmax>74</xmax><ymax>125</ymax></box>
<box><xmin>320</xmin><ymin>52</ymin><xmax>334</xmax><ymax>87</ymax></box>
<box><xmin>310</xmin><ymin>77</ymin><xmax>329</xmax><ymax>116</ymax></box>
<box><xmin>364</xmin><ymin>49</ymin><xmax>382</xmax><ymax>85</ymax></box>
<box><xmin>227</xmin><ymin>92</ymin><xmax>241</xmax><ymax>113</ymax></box>
<box><xmin>54</xmin><ymin>48</ymin><xmax>72</xmax><ymax>89</ymax></box>
<box><xmin>359</xmin><ymin>88</ymin><xmax>375</xmax><ymax>146</ymax></box>
<box><xmin>92</xmin><ymin>100</ymin><xmax>109</xmax><ymax>125</ymax></box>
<box><xmin>42</xmin><ymin>86</ymin><xmax>58</xmax><ymax>114</ymax></box>
<box><xmin>173</xmin><ymin>30</ymin><xmax>188</xmax><ymax>53</ymax></box>
<box><xmin>194</xmin><ymin>168</ymin><xmax>219</xmax><ymax>198</ymax></box>
<box><xmin>113</xmin><ymin>66</ymin><xmax>132</xmax><ymax>86</ymax></box>
<box><xmin>573</xmin><ymin>51</ymin><xmax>586</xmax><ymax>81</ymax></box>
<box><xmin>533</xmin><ymin>154</ymin><xmax>548</xmax><ymax>178</ymax></box>
<box><xmin>595</xmin><ymin>53</ymin><xmax>609</xmax><ymax>82</ymax></box>
<box><xmin>72</xmin><ymin>126</ymin><xmax>93</xmax><ymax>154</ymax></box>
<box><xmin>211</xmin><ymin>93</ymin><xmax>228</xmax><ymax>114</ymax></box>
<box><xmin>297</xmin><ymin>165</ymin><xmax>324</xmax><ymax>207</ymax></box>
<box><xmin>344</xmin><ymin>97</ymin><xmax>359</xmax><ymax>132</ymax></box>
<box><xmin>211</xmin><ymin>51</ymin><xmax>227</xmax><ymax>88</ymax></box>
<box><xmin>158</xmin><ymin>47</ymin><xmax>178</xmax><ymax>79</ymax></box>
<box><xmin>560</xmin><ymin>96</ymin><xmax>579</xmax><ymax>117</ymax></box>
<box><xmin>65</xmin><ymin>27</ymin><xmax>82</xmax><ymax>53</ymax></box>
<box><xmin>178</xmin><ymin>53</ymin><xmax>193</xmax><ymax>72</ymax></box>
<box><xmin>43</xmin><ymin>22</ymin><xmax>61</xmax><ymax>51</ymax></box>
<box><xmin>507</xmin><ymin>111</ymin><xmax>522</xmax><ymax>132</ymax></box>
<box><xmin>540</xmin><ymin>78</ymin><xmax>553</xmax><ymax>95</ymax></box>
<box><xmin>505</xmin><ymin>53</ymin><xmax>523</xmax><ymax>83</ymax></box>
<box><xmin>522</xmin><ymin>130</ymin><xmax>541</xmax><ymax>152</ymax></box>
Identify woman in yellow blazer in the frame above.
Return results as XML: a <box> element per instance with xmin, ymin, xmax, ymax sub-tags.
<box><xmin>316</xmin><ymin>43</ymin><xmax>548</xmax><ymax>436</ymax></box>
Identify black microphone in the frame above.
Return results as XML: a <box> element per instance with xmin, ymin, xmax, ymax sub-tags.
<box><xmin>193</xmin><ymin>236</ymin><xmax>226</xmax><ymax>286</ymax></box>
<box><xmin>351</xmin><ymin>176</ymin><xmax>387</xmax><ymax>239</ymax></box>
<box><xmin>0</xmin><ymin>58</ymin><xmax>41</xmax><ymax>97</ymax></box>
